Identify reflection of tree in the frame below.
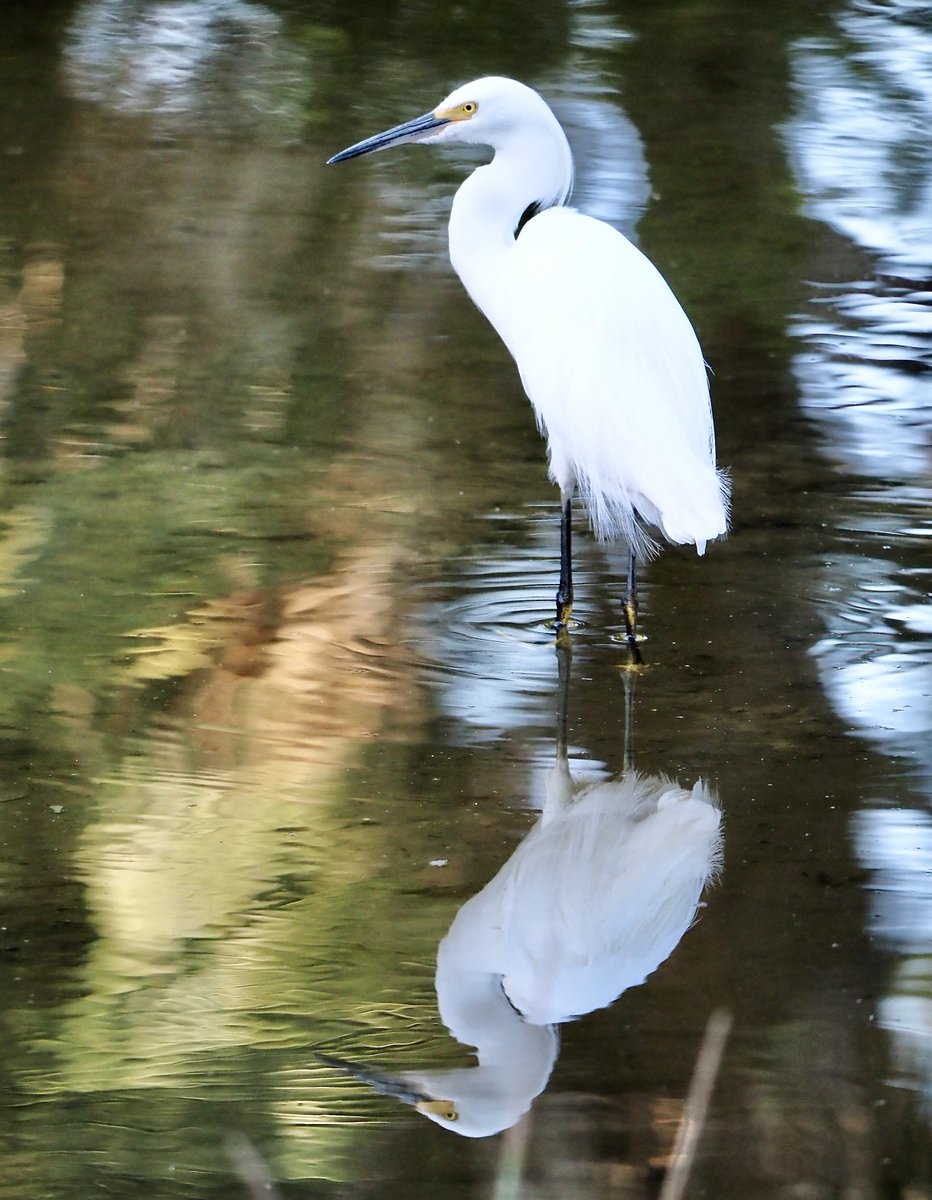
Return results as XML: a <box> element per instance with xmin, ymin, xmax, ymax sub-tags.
<box><xmin>276</xmin><ymin>0</ymin><xmax>571</xmax><ymax>82</ymax></box>
<box><xmin>784</xmin><ymin>0</ymin><xmax>932</xmax><ymax>1145</ymax></box>
<box><xmin>0</xmin><ymin>0</ymin><xmax>521</xmax><ymax>758</ymax></box>
<box><xmin>785</xmin><ymin>1</ymin><xmax>932</xmax><ymax>481</ymax></box>
<box><xmin>743</xmin><ymin>1016</ymin><xmax>885</xmax><ymax>1197</ymax></box>
<box><xmin>601</xmin><ymin>0</ymin><xmax>837</xmax><ymax>348</ymax></box>
<box><xmin>0</xmin><ymin>0</ymin><xmax>924</xmax><ymax>1196</ymax></box>
<box><xmin>10</xmin><ymin>543</ymin><xmax>443</xmax><ymax>1189</ymax></box>
<box><xmin>0</xmin><ymin>11</ymin><xmax>541</xmax><ymax>1185</ymax></box>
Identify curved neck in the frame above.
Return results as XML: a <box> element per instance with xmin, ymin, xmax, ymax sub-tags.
<box><xmin>448</xmin><ymin>123</ymin><xmax>573</xmax><ymax>321</ymax></box>
<box><xmin>427</xmin><ymin>956</ymin><xmax>558</xmax><ymax>1136</ymax></box>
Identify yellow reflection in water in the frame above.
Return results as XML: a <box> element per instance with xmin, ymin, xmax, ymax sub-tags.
<box><xmin>27</xmin><ymin>539</ymin><xmax>436</xmax><ymax>1192</ymax></box>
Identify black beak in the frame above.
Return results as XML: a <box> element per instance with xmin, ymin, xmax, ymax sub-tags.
<box><xmin>319</xmin><ymin>1052</ymin><xmax>459</xmax><ymax>1124</ymax></box>
<box><xmin>327</xmin><ymin>111</ymin><xmax>450</xmax><ymax>164</ymax></box>
<box><xmin>317</xmin><ymin>1052</ymin><xmax>426</xmax><ymax>1106</ymax></box>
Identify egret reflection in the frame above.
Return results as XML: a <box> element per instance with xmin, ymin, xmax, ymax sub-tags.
<box><xmin>324</xmin><ymin>651</ymin><xmax>722</xmax><ymax>1137</ymax></box>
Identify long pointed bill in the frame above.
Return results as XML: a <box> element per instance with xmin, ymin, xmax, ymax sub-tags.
<box><xmin>318</xmin><ymin>1052</ymin><xmax>423</xmax><ymax>1105</ymax></box>
<box><xmin>327</xmin><ymin>111</ymin><xmax>450</xmax><ymax>164</ymax></box>
<box><xmin>317</xmin><ymin>1053</ymin><xmax>458</xmax><ymax>1122</ymax></box>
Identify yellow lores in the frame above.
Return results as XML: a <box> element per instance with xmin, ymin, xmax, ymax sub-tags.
<box><xmin>417</xmin><ymin>1098</ymin><xmax>458</xmax><ymax>1122</ymax></box>
<box><xmin>435</xmin><ymin>100</ymin><xmax>478</xmax><ymax>121</ymax></box>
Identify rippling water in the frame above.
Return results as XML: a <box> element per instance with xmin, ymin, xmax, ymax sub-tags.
<box><xmin>0</xmin><ymin>0</ymin><xmax>930</xmax><ymax>1197</ymax></box>
<box><xmin>783</xmin><ymin>0</ymin><xmax>932</xmax><ymax>1134</ymax></box>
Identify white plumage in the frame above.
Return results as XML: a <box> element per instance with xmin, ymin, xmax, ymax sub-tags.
<box><xmin>321</xmin><ymin>767</ymin><xmax>722</xmax><ymax>1138</ymax></box>
<box><xmin>495</xmin><ymin>207</ymin><xmax>726</xmax><ymax>555</ymax></box>
<box><xmin>329</xmin><ymin>76</ymin><xmax>729</xmax><ymax>634</ymax></box>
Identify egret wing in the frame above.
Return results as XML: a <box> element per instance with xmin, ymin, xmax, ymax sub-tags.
<box><xmin>502</xmin><ymin>208</ymin><xmax>728</xmax><ymax>551</ymax></box>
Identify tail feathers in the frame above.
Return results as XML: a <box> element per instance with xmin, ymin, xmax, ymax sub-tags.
<box><xmin>580</xmin><ymin>479</ymin><xmax>660</xmax><ymax>559</ymax></box>
<box><xmin>576</xmin><ymin>465</ymin><xmax>729</xmax><ymax>557</ymax></box>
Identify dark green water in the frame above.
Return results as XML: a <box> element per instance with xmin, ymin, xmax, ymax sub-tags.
<box><xmin>0</xmin><ymin>1</ymin><xmax>929</xmax><ymax>1196</ymax></box>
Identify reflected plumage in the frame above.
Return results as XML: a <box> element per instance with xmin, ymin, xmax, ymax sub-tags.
<box><xmin>329</xmin><ymin>77</ymin><xmax>729</xmax><ymax>645</ymax></box>
<box><xmin>323</xmin><ymin>763</ymin><xmax>722</xmax><ymax>1138</ymax></box>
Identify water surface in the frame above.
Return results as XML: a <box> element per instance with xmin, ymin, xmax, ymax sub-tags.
<box><xmin>0</xmin><ymin>0</ymin><xmax>929</xmax><ymax>1197</ymax></box>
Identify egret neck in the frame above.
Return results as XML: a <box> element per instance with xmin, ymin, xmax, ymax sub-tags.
<box><xmin>447</xmin><ymin>120</ymin><xmax>573</xmax><ymax>331</ymax></box>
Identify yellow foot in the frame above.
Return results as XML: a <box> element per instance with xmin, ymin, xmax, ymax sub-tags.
<box><xmin>621</xmin><ymin>644</ymin><xmax>645</xmax><ymax>670</ymax></box>
<box><xmin>555</xmin><ymin>622</ymin><xmax>574</xmax><ymax>647</ymax></box>
<box><xmin>611</xmin><ymin>627</ymin><xmax>646</xmax><ymax>668</ymax></box>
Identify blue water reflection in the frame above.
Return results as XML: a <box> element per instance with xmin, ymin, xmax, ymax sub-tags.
<box><xmin>63</xmin><ymin>0</ymin><xmax>310</xmax><ymax>139</ymax></box>
<box><xmin>790</xmin><ymin>285</ymin><xmax>931</xmax><ymax>480</ymax></box>
<box><xmin>855</xmin><ymin>806</ymin><xmax>932</xmax><ymax>1122</ymax></box>
<box><xmin>787</xmin><ymin>0</ymin><xmax>931</xmax><ymax>273</ymax></box>
<box><xmin>786</xmin><ymin>0</ymin><xmax>932</xmax><ymax>1118</ymax></box>
<box><xmin>786</xmin><ymin>0</ymin><xmax>931</xmax><ymax>480</ymax></box>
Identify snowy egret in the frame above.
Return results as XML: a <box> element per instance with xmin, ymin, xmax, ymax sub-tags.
<box><xmin>320</xmin><ymin>646</ymin><xmax>722</xmax><ymax>1137</ymax></box>
<box><xmin>329</xmin><ymin>77</ymin><xmax>729</xmax><ymax>648</ymax></box>
<box><xmin>322</xmin><ymin>764</ymin><xmax>721</xmax><ymax>1137</ymax></box>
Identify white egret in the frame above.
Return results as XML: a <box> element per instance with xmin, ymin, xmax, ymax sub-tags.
<box><xmin>322</xmin><ymin>765</ymin><xmax>722</xmax><ymax>1138</ymax></box>
<box><xmin>321</xmin><ymin>644</ymin><xmax>722</xmax><ymax>1138</ymax></box>
<box><xmin>329</xmin><ymin>77</ymin><xmax>730</xmax><ymax>651</ymax></box>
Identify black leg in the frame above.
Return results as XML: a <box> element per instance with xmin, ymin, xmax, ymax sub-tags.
<box><xmin>555</xmin><ymin>495</ymin><xmax>573</xmax><ymax>629</ymax></box>
<box><xmin>555</xmin><ymin>635</ymin><xmax>571</xmax><ymax>762</ymax></box>
<box><xmin>622</xmin><ymin>546</ymin><xmax>643</xmax><ymax>665</ymax></box>
<box><xmin>622</xmin><ymin>663</ymin><xmax>636</xmax><ymax>774</ymax></box>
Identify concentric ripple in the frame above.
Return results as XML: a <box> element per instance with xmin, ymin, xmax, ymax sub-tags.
<box><xmin>411</xmin><ymin>514</ymin><xmax>626</xmax><ymax>743</ymax></box>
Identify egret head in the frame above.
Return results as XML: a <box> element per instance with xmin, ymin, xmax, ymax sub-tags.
<box><xmin>318</xmin><ymin>1047</ymin><xmax>550</xmax><ymax>1138</ymax></box>
<box><xmin>318</xmin><ymin>1053</ymin><xmax>463</xmax><ymax>1130</ymax></box>
<box><xmin>327</xmin><ymin>76</ymin><xmax>564</xmax><ymax>162</ymax></box>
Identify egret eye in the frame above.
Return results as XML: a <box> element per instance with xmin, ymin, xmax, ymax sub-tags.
<box><xmin>417</xmin><ymin>1098</ymin><xmax>458</xmax><ymax>1121</ymax></box>
<box><xmin>461</xmin><ymin>102</ymin><xmax>477</xmax><ymax>115</ymax></box>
